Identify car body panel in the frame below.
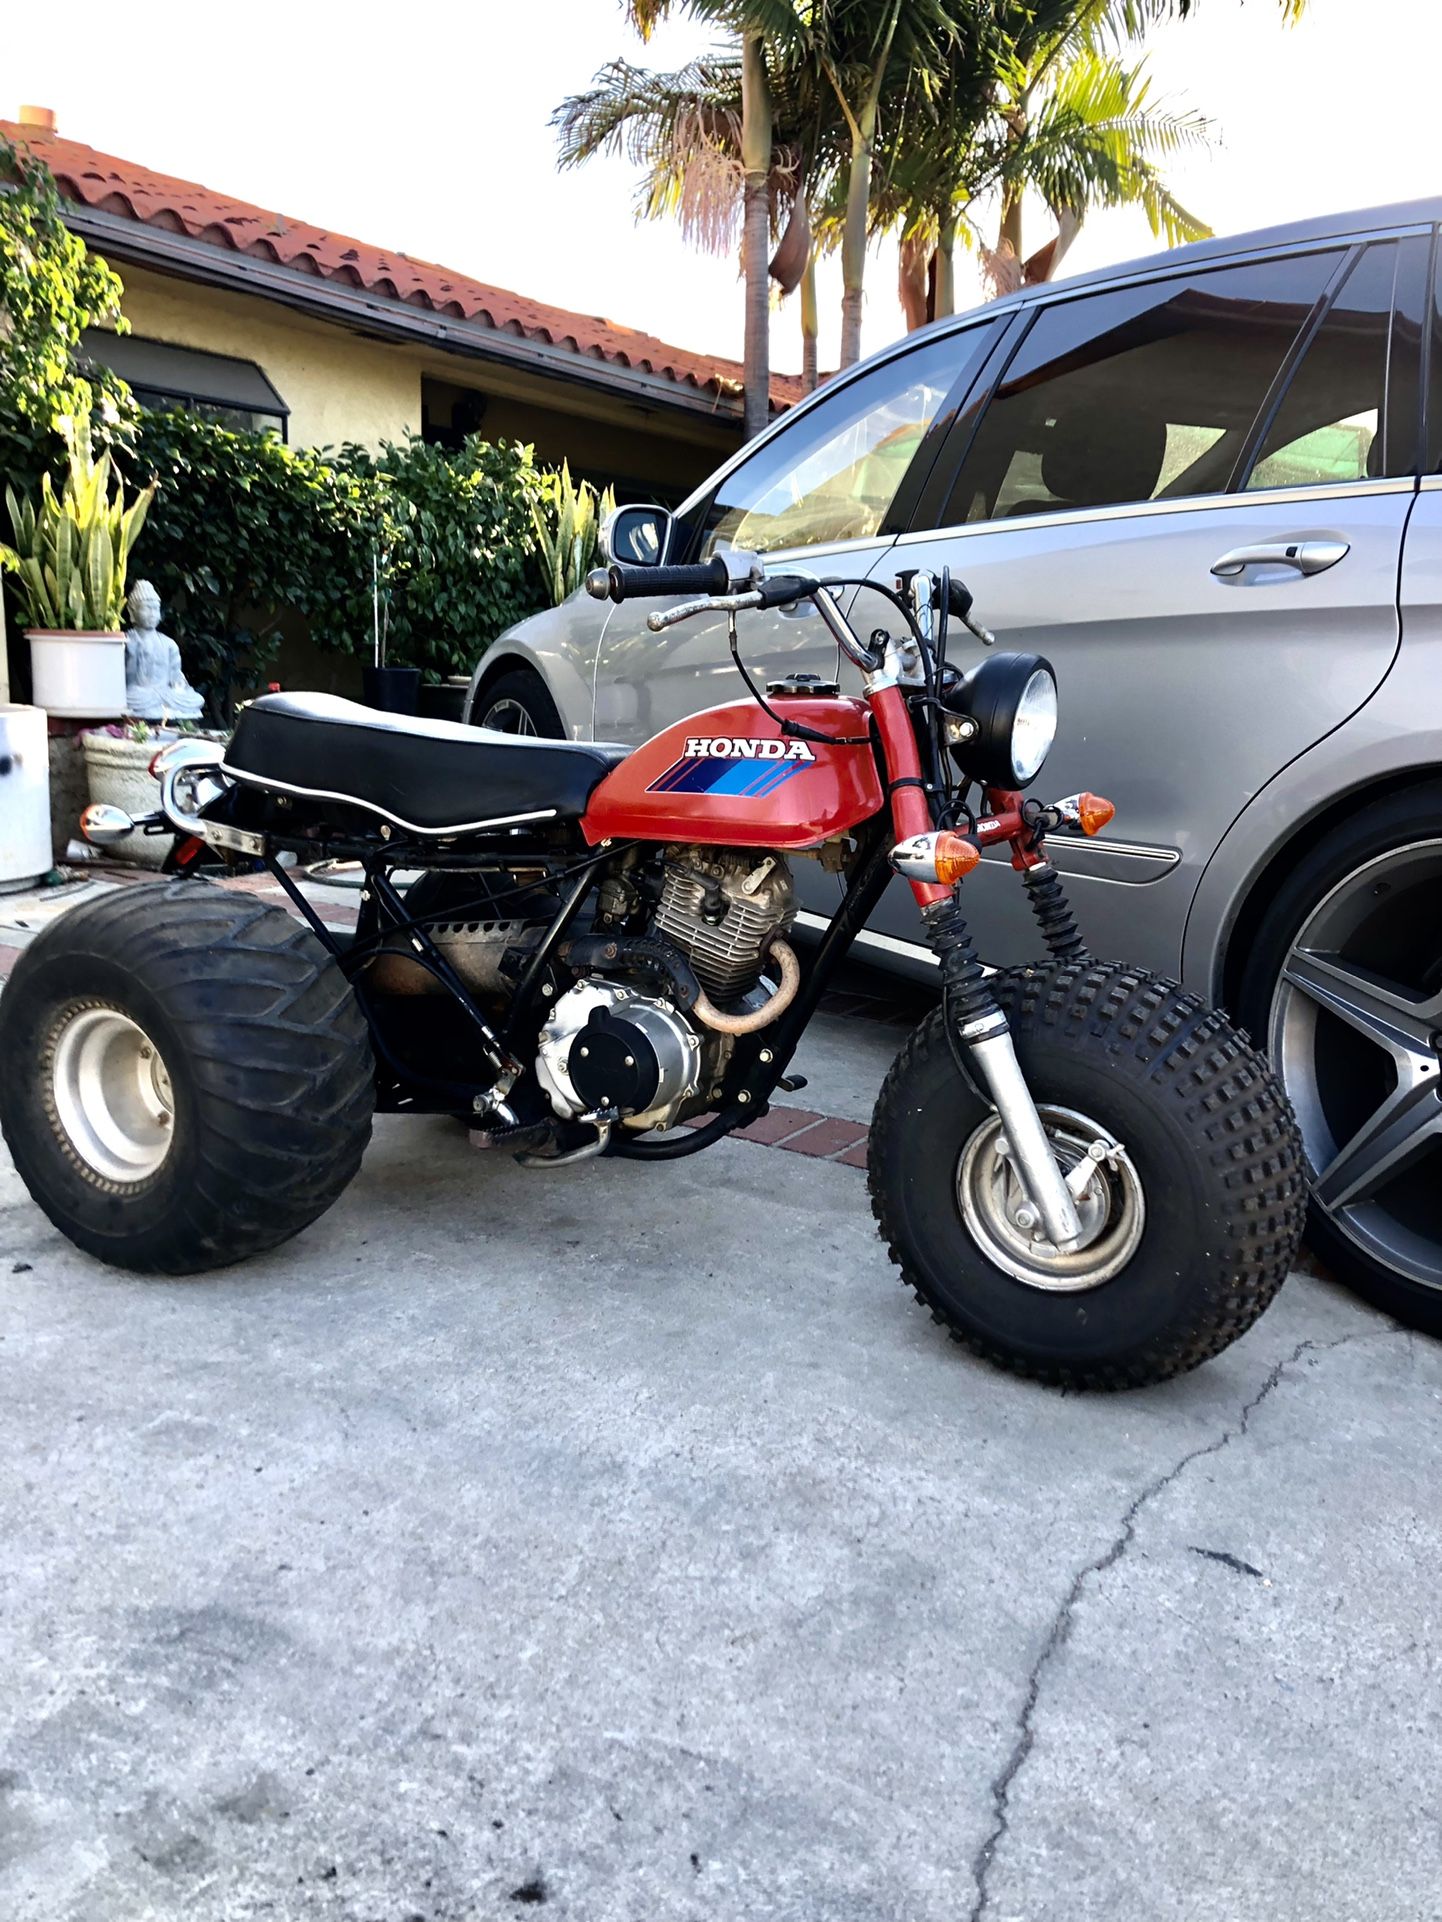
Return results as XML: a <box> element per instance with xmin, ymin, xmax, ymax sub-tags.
<box><xmin>885</xmin><ymin>478</ymin><xmax>1412</xmax><ymax>972</ymax></box>
<box><xmin>1183</xmin><ymin>480</ymin><xmax>1442</xmax><ymax>999</ymax></box>
<box><xmin>462</xmin><ymin>595</ymin><xmax>605</xmax><ymax>742</ymax></box>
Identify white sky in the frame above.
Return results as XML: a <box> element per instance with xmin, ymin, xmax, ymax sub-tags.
<box><xmin>4</xmin><ymin>0</ymin><xmax>1440</xmax><ymax>376</ymax></box>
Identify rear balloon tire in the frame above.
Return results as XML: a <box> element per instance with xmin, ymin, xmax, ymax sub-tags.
<box><xmin>869</xmin><ymin>963</ymin><xmax>1304</xmax><ymax>1389</ymax></box>
<box><xmin>0</xmin><ymin>881</ymin><xmax>374</xmax><ymax>1275</ymax></box>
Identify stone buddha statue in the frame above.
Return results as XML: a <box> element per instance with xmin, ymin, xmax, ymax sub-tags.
<box><xmin>123</xmin><ymin>581</ymin><xmax>205</xmax><ymax>721</ymax></box>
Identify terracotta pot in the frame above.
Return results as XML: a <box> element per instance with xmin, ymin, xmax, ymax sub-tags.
<box><xmin>27</xmin><ymin>629</ymin><xmax>127</xmax><ymax>720</ymax></box>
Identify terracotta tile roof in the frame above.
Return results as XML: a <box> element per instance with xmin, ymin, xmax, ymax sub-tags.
<box><xmin>2</xmin><ymin>122</ymin><xmax>803</xmax><ymax>412</ymax></box>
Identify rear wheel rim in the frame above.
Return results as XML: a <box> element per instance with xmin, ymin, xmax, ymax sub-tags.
<box><xmin>956</xmin><ymin>1103</ymin><xmax>1145</xmax><ymax>1291</ymax></box>
<box><xmin>49</xmin><ymin>1004</ymin><xmax>175</xmax><ymax>1184</ymax></box>
<box><xmin>1269</xmin><ymin>838</ymin><xmax>1442</xmax><ymax>1292</ymax></box>
<box><xmin>481</xmin><ymin>697</ymin><xmax>538</xmax><ymax>736</ymax></box>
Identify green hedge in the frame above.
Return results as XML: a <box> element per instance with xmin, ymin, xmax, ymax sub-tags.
<box><xmin>125</xmin><ymin>411</ymin><xmax>549</xmax><ymax>711</ymax></box>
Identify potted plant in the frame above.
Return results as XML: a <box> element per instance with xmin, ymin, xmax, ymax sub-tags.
<box><xmin>0</xmin><ymin>401</ymin><xmax>156</xmax><ymax>718</ymax></box>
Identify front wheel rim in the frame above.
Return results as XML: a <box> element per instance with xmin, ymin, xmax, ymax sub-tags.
<box><xmin>481</xmin><ymin>697</ymin><xmax>537</xmax><ymax>736</ymax></box>
<box><xmin>1269</xmin><ymin>838</ymin><xmax>1442</xmax><ymax>1292</ymax></box>
<box><xmin>48</xmin><ymin>1004</ymin><xmax>175</xmax><ymax>1185</ymax></box>
<box><xmin>956</xmin><ymin>1103</ymin><xmax>1145</xmax><ymax>1291</ymax></box>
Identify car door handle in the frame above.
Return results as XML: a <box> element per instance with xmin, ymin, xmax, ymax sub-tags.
<box><xmin>1210</xmin><ymin>539</ymin><xmax>1350</xmax><ymax>578</ymax></box>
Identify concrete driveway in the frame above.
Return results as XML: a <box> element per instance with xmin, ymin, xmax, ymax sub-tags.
<box><xmin>1</xmin><ymin>968</ymin><xmax>1439</xmax><ymax>1922</ymax></box>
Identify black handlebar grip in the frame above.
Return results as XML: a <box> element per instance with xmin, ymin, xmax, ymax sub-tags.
<box><xmin>593</xmin><ymin>555</ymin><xmax>733</xmax><ymax>603</ymax></box>
<box><xmin>754</xmin><ymin>574</ymin><xmax>811</xmax><ymax>610</ymax></box>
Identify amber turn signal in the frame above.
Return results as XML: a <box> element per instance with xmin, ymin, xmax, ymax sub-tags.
<box><xmin>933</xmin><ymin>831</ymin><xmax>983</xmax><ymax>883</ymax></box>
<box><xmin>1076</xmin><ymin>792</ymin><xmax>1115</xmax><ymax>836</ymax></box>
<box><xmin>890</xmin><ymin>829</ymin><xmax>982</xmax><ymax>887</ymax></box>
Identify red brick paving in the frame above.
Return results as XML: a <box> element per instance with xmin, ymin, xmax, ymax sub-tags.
<box><xmin>836</xmin><ymin>1139</ymin><xmax>870</xmax><ymax>1170</ymax></box>
<box><xmin>0</xmin><ymin>943</ymin><xmax>21</xmax><ymax>982</ymax></box>
<box><xmin>732</xmin><ymin>1106</ymin><xmax>823</xmax><ymax>1145</ymax></box>
<box><xmin>776</xmin><ymin>1116</ymin><xmax>869</xmax><ymax>1159</ymax></box>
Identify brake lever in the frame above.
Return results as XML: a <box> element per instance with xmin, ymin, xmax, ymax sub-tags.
<box><xmin>646</xmin><ymin>590</ymin><xmax>764</xmax><ymax>633</ymax></box>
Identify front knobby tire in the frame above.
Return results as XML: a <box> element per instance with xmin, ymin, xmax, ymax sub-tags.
<box><xmin>0</xmin><ymin>881</ymin><xmax>374</xmax><ymax>1275</ymax></box>
<box><xmin>869</xmin><ymin>963</ymin><xmax>1305</xmax><ymax>1389</ymax></box>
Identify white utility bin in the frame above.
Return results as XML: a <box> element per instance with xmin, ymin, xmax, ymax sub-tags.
<box><xmin>0</xmin><ymin>704</ymin><xmax>53</xmax><ymax>887</ymax></box>
<box><xmin>28</xmin><ymin>630</ymin><xmax>127</xmax><ymax>720</ymax></box>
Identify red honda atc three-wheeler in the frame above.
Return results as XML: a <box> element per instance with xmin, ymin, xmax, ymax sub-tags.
<box><xmin>0</xmin><ymin>554</ymin><xmax>1304</xmax><ymax>1388</ymax></box>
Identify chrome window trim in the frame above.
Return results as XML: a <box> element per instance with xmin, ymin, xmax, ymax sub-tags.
<box><xmin>219</xmin><ymin>764</ymin><xmax>559</xmax><ymax>838</ymax></box>
<box><xmin>1420</xmin><ymin>474</ymin><xmax>1442</xmax><ymax>491</ymax></box>
<box><xmin>896</xmin><ymin>474</ymin><xmax>1418</xmax><ymax>548</ymax></box>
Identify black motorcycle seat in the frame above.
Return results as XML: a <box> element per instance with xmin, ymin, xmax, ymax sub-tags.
<box><xmin>224</xmin><ymin>692</ymin><xmax>627</xmax><ymax>834</ymax></box>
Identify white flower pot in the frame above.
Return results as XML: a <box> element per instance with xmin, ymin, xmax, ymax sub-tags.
<box><xmin>81</xmin><ymin>731</ymin><xmax>174</xmax><ymax>868</ymax></box>
<box><xmin>0</xmin><ymin>705</ymin><xmax>53</xmax><ymax>888</ymax></box>
<box><xmin>28</xmin><ymin>630</ymin><xmax>127</xmax><ymax>720</ymax></box>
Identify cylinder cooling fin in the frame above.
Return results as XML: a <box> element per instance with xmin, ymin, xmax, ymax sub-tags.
<box><xmin>653</xmin><ymin>848</ymin><xmax>796</xmax><ymax>1000</ymax></box>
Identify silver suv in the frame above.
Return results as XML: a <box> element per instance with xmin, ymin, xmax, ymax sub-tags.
<box><xmin>465</xmin><ymin>198</ymin><xmax>1442</xmax><ymax>1332</ymax></box>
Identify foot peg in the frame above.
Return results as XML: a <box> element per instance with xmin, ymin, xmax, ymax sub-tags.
<box><xmin>779</xmin><ymin>1073</ymin><xmax>808</xmax><ymax>1093</ymax></box>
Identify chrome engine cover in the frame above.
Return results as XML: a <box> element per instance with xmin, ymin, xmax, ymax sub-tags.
<box><xmin>654</xmin><ymin>848</ymin><xmax>796</xmax><ymax>999</ymax></box>
<box><xmin>536</xmin><ymin>979</ymin><xmax>702</xmax><ymax>1131</ymax></box>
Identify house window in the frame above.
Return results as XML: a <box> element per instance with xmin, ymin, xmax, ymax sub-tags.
<box><xmin>82</xmin><ymin>333</ymin><xmax>289</xmax><ymax>438</ymax></box>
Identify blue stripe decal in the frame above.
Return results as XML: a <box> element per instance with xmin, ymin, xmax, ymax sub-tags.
<box><xmin>646</xmin><ymin>751</ymin><xmax>811</xmax><ymax>798</ymax></box>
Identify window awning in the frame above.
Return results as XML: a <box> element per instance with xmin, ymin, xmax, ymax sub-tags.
<box><xmin>83</xmin><ymin>332</ymin><xmax>288</xmax><ymax>421</ymax></box>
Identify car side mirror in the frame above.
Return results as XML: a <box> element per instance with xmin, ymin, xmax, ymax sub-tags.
<box><xmin>601</xmin><ymin>504</ymin><xmax>672</xmax><ymax>568</ymax></box>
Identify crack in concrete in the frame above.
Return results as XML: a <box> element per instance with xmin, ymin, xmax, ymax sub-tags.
<box><xmin>966</xmin><ymin>1325</ymin><xmax>1400</xmax><ymax>1922</ymax></box>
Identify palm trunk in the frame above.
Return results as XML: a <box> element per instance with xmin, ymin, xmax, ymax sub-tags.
<box><xmin>898</xmin><ymin>233</ymin><xmax>930</xmax><ymax>333</ymax></box>
<box><xmin>838</xmin><ymin>120</ymin><xmax>872</xmax><ymax>367</ymax></box>
<box><xmin>836</xmin><ymin>6</ymin><xmax>899</xmax><ymax>370</ymax></box>
<box><xmin>740</xmin><ymin>32</ymin><xmax>773</xmax><ymax>440</ymax></box>
<box><xmin>801</xmin><ymin>250</ymin><xmax>819</xmax><ymax>393</ymax></box>
<box><xmin>999</xmin><ymin>185</ymin><xmax>1023</xmax><ymax>262</ymax></box>
<box><xmin>933</xmin><ymin>212</ymin><xmax>957</xmax><ymax>318</ymax></box>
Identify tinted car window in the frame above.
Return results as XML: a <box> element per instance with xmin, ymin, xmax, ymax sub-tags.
<box><xmin>703</xmin><ymin>331</ymin><xmax>984</xmax><ymax>557</ymax></box>
<box><xmin>1245</xmin><ymin>242</ymin><xmax>1398</xmax><ymax>490</ymax></box>
<box><xmin>943</xmin><ymin>250</ymin><xmax>1344</xmax><ymax>525</ymax></box>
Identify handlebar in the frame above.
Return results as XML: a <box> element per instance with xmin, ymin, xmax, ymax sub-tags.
<box><xmin>586</xmin><ymin>556</ymin><xmax>732</xmax><ymax>603</ymax></box>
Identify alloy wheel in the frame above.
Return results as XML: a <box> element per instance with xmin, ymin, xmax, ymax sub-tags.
<box><xmin>1269</xmin><ymin>838</ymin><xmax>1442</xmax><ymax>1292</ymax></box>
<box><xmin>481</xmin><ymin>697</ymin><xmax>538</xmax><ymax>736</ymax></box>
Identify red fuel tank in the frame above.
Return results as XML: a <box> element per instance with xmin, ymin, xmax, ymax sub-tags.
<box><xmin>581</xmin><ymin>697</ymin><xmax>884</xmax><ymax>850</ymax></box>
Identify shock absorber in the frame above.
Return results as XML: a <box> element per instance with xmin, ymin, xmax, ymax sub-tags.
<box><xmin>924</xmin><ymin>894</ymin><xmax>1002</xmax><ymax>1034</ymax></box>
<box><xmin>1023</xmin><ymin>861</ymin><xmax>1089</xmax><ymax>964</ymax></box>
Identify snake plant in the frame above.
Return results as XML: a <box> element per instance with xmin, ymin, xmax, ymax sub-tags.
<box><xmin>1</xmin><ymin>403</ymin><xmax>156</xmax><ymax>630</ymax></box>
<box><xmin>530</xmin><ymin>460</ymin><xmax>616</xmax><ymax>606</ymax></box>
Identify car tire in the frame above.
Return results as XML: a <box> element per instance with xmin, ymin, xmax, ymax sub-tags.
<box><xmin>1238</xmin><ymin>784</ymin><xmax>1442</xmax><ymax>1334</ymax></box>
<box><xmin>473</xmin><ymin>669</ymin><xmax>564</xmax><ymax>739</ymax></box>
<box><xmin>0</xmin><ymin>881</ymin><xmax>374</xmax><ymax>1275</ymax></box>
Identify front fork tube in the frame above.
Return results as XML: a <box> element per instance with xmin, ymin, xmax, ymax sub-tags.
<box><xmin>923</xmin><ymin>891</ymin><xmax>1084</xmax><ymax>1253</ymax></box>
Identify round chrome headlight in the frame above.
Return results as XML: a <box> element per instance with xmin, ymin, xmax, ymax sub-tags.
<box><xmin>944</xmin><ymin>652</ymin><xmax>1058</xmax><ymax>790</ymax></box>
<box><xmin>1010</xmin><ymin>667</ymin><xmax>1058</xmax><ymax>784</ymax></box>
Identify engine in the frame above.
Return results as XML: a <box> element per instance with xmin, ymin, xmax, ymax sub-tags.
<box><xmin>536</xmin><ymin>846</ymin><xmax>796</xmax><ymax>1133</ymax></box>
<box><xmin>653</xmin><ymin>846</ymin><xmax>795</xmax><ymax>999</ymax></box>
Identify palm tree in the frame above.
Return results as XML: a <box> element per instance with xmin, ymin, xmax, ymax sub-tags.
<box><xmin>555</xmin><ymin>42</ymin><xmax>828</xmax><ymax>416</ymax></box>
<box><xmin>608</xmin><ymin>0</ymin><xmax>786</xmax><ymax>437</ymax></box>
<box><xmin>796</xmin><ymin>0</ymin><xmax>976</xmax><ymax>367</ymax></box>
